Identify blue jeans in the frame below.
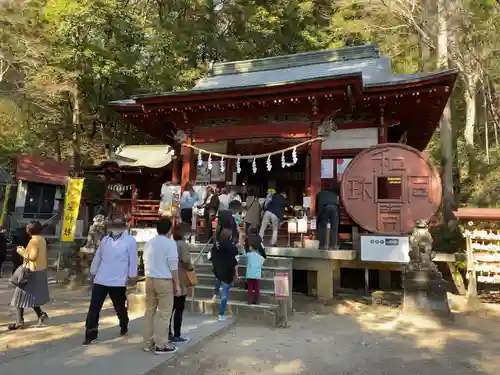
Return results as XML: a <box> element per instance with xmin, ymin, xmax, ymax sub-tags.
<box><xmin>214</xmin><ymin>279</ymin><xmax>221</xmax><ymax>296</ymax></box>
<box><xmin>219</xmin><ymin>282</ymin><xmax>232</xmax><ymax>316</ymax></box>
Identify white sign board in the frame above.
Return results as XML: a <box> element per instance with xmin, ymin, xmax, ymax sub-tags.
<box><xmin>321</xmin><ymin>159</ymin><xmax>334</xmax><ymax>179</ymax></box>
<box><xmin>360</xmin><ymin>235</ymin><xmax>410</xmax><ymax>263</ymax></box>
<box><xmin>130</xmin><ymin>228</ymin><xmax>157</xmax><ymax>243</ymax></box>
<box><xmin>297</xmin><ymin>218</ymin><xmax>308</xmax><ymax>233</ymax></box>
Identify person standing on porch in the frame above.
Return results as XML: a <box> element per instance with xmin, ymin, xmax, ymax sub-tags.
<box><xmin>83</xmin><ymin>219</ymin><xmax>138</xmax><ymax>346</ymax></box>
<box><xmin>180</xmin><ymin>182</ymin><xmax>199</xmax><ymax>225</ymax></box>
<box><xmin>201</xmin><ymin>186</ymin><xmax>219</xmax><ymax>242</ymax></box>
<box><xmin>244</xmin><ymin>187</ymin><xmax>261</xmax><ymax>239</ymax></box>
<box><xmin>216</xmin><ymin>200</ymin><xmax>241</xmax><ymax>244</ymax></box>
<box><xmin>316</xmin><ymin>185</ymin><xmax>340</xmax><ymax>250</ymax></box>
<box><xmin>218</xmin><ymin>186</ymin><xmax>230</xmax><ymax>211</ymax></box>
<box><xmin>142</xmin><ymin>217</ymin><xmax>181</xmax><ymax>354</ymax></box>
<box><xmin>259</xmin><ymin>192</ymin><xmax>294</xmax><ymax>246</ymax></box>
<box><xmin>228</xmin><ymin>186</ymin><xmax>242</xmax><ymax>205</ymax></box>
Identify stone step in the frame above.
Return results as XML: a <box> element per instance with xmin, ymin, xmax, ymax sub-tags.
<box><xmin>194</xmin><ymin>284</ymin><xmax>276</xmax><ymax>305</ymax></box>
<box><xmin>127</xmin><ymin>293</ymin><xmax>280</xmax><ymax>326</ymax></box>
<box><xmin>196</xmin><ymin>273</ymin><xmax>276</xmax><ymax>290</ymax></box>
<box><xmin>189</xmin><ymin>298</ymin><xmax>280</xmax><ymax>326</ymax></box>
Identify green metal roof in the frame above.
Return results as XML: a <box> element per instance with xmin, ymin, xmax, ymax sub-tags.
<box><xmin>111</xmin><ymin>44</ymin><xmax>456</xmax><ymax>105</ymax></box>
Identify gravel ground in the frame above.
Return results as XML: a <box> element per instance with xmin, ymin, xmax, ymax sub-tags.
<box><xmin>161</xmin><ymin>309</ymin><xmax>500</xmax><ymax>375</ymax></box>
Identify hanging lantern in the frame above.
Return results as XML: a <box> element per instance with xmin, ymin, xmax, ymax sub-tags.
<box><xmin>236</xmin><ymin>156</ymin><xmax>241</xmax><ymax>174</ymax></box>
<box><xmin>292</xmin><ymin>147</ymin><xmax>298</xmax><ymax>165</ymax></box>
<box><xmin>197</xmin><ymin>151</ymin><xmax>203</xmax><ymax>167</ymax></box>
<box><xmin>220</xmin><ymin>157</ymin><xmax>225</xmax><ymax>173</ymax></box>
<box><xmin>266</xmin><ymin>155</ymin><xmax>272</xmax><ymax>171</ymax></box>
<box><xmin>252</xmin><ymin>158</ymin><xmax>257</xmax><ymax>174</ymax></box>
<box><xmin>207</xmin><ymin>154</ymin><xmax>213</xmax><ymax>170</ymax></box>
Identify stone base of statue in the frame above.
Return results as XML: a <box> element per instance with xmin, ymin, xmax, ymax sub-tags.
<box><xmin>402</xmin><ymin>269</ymin><xmax>451</xmax><ymax>318</ymax></box>
<box><xmin>401</xmin><ymin>220</ymin><xmax>452</xmax><ymax>320</ymax></box>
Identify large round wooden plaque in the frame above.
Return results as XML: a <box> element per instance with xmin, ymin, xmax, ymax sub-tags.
<box><xmin>340</xmin><ymin>143</ymin><xmax>442</xmax><ymax>235</ymax></box>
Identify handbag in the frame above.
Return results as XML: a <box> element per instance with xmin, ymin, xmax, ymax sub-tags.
<box><xmin>184</xmin><ymin>267</ymin><xmax>198</xmax><ymax>288</ymax></box>
<box><xmin>10</xmin><ymin>263</ymin><xmax>30</xmax><ymax>287</ymax></box>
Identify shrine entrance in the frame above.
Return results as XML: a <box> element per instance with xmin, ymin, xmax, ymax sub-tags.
<box><xmin>237</xmin><ymin>151</ymin><xmax>307</xmax><ymax>207</ymax></box>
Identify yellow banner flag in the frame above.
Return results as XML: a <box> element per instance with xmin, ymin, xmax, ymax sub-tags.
<box><xmin>0</xmin><ymin>184</ymin><xmax>11</xmax><ymax>226</ymax></box>
<box><xmin>61</xmin><ymin>178</ymin><xmax>84</xmax><ymax>242</ymax></box>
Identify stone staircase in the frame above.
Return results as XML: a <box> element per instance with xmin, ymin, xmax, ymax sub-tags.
<box><xmin>128</xmin><ymin>244</ymin><xmax>293</xmax><ymax>326</ymax></box>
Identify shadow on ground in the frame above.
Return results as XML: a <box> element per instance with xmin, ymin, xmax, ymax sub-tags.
<box><xmin>153</xmin><ymin>295</ymin><xmax>500</xmax><ymax>375</ymax></box>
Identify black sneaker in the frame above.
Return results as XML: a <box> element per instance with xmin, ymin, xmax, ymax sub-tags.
<box><xmin>82</xmin><ymin>338</ymin><xmax>99</xmax><ymax>346</ymax></box>
<box><xmin>120</xmin><ymin>327</ymin><xmax>128</xmax><ymax>337</ymax></box>
<box><xmin>170</xmin><ymin>336</ymin><xmax>190</xmax><ymax>344</ymax></box>
<box><xmin>154</xmin><ymin>345</ymin><xmax>177</xmax><ymax>355</ymax></box>
<box><xmin>37</xmin><ymin>313</ymin><xmax>49</xmax><ymax>327</ymax></box>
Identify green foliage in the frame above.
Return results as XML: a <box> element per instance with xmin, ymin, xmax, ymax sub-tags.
<box><xmin>0</xmin><ymin>0</ymin><xmax>499</xmax><ymax>223</ymax></box>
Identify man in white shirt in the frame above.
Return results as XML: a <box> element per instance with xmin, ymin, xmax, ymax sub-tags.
<box><xmin>218</xmin><ymin>186</ymin><xmax>230</xmax><ymax>211</ymax></box>
<box><xmin>142</xmin><ymin>217</ymin><xmax>181</xmax><ymax>354</ymax></box>
<box><xmin>228</xmin><ymin>186</ymin><xmax>242</xmax><ymax>205</ymax></box>
<box><xmin>83</xmin><ymin>219</ymin><xmax>138</xmax><ymax>346</ymax></box>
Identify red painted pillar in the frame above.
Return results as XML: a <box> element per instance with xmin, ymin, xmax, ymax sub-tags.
<box><xmin>181</xmin><ymin>132</ymin><xmax>192</xmax><ymax>189</ymax></box>
<box><xmin>226</xmin><ymin>140</ymin><xmax>235</xmax><ymax>184</ymax></box>
<box><xmin>305</xmin><ymin>150</ymin><xmax>311</xmax><ymax>191</ymax></box>
<box><xmin>171</xmin><ymin>145</ymin><xmax>181</xmax><ymax>185</ymax></box>
<box><xmin>310</xmin><ymin>126</ymin><xmax>321</xmax><ymax>216</ymax></box>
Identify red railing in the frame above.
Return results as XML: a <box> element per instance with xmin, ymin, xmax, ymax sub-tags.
<box><xmin>131</xmin><ymin>200</ymin><xmax>161</xmax><ymax>216</ymax></box>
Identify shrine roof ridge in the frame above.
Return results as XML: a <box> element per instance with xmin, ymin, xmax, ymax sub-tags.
<box><xmin>364</xmin><ymin>69</ymin><xmax>458</xmax><ymax>89</ymax></box>
<box><xmin>208</xmin><ymin>44</ymin><xmax>381</xmax><ymax>76</ymax></box>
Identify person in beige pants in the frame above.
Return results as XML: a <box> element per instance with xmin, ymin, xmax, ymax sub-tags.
<box><xmin>142</xmin><ymin>217</ymin><xmax>181</xmax><ymax>355</ymax></box>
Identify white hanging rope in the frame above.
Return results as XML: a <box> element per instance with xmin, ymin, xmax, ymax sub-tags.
<box><xmin>184</xmin><ymin>137</ymin><xmax>323</xmax><ymax>160</ymax></box>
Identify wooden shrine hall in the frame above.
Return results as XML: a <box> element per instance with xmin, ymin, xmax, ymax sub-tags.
<box><xmin>104</xmin><ymin>44</ymin><xmax>457</xmax><ymax>297</ymax></box>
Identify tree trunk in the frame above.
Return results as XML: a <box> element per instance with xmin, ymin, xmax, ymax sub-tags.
<box><xmin>71</xmin><ymin>88</ymin><xmax>82</xmax><ymax>174</ymax></box>
<box><xmin>437</xmin><ymin>0</ymin><xmax>455</xmax><ymax>224</ymax></box>
<box><xmin>463</xmin><ymin>76</ymin><xmax>477</xmax><ymax>172</ymax></box>
<box><xmin>483</xmin><ymin>84</ymin><xmax>490</xmax><ymax>164</ymax></box>
<box><xmin>54</xmin><ymin>131</ymin><xmax>62</xmax><ymax>162</ymax></box>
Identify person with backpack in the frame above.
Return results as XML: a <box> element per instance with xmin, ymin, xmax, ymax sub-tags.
<box><xmin>211</xmin><ymin>228</ymin><xmax>239</xmax><ymax>321</ymax></box>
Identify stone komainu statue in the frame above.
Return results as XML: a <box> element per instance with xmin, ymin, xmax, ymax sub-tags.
<box><xmin>408</xmin><ymin>220</ymin><xmax>437</xmax><ymax>272</ymax></box>
<box><xmin>83</xmin><ymin>214</ymin><xmax>106</xmax><ymax>252</ymax></box>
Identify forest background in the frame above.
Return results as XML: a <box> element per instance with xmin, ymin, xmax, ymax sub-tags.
<box><xmin>1</xmin><ymin>0</ymin><xmax>500</xmax><ymax>250</ymax></box>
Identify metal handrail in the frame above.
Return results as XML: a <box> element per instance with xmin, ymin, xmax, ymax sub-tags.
<box><xmin>190</xmin><ymin>235</ymin><xmax>214</xmax><ymax>311</ymax></box>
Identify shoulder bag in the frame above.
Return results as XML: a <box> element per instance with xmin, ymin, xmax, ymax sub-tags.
<box><xmin>10</xmin><ymin>262</ymin><xmax>30</xmax><ymax>287</ymax></box>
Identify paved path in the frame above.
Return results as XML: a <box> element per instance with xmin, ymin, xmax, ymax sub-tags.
<box><xmin>0</xmin><ymin>278</ymin><xmax>233</xmax><ymax>375</ymax></box>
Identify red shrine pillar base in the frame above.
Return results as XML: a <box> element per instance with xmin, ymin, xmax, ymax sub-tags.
<box><xmin>310</xmin><ymin>127</ymin><xmax>321</xmax><ymax>217</ymax></box>
<box><xmin>182</xmin><ymin>135</ymin><xmax>192</xmax><ymax>190</ymax></box>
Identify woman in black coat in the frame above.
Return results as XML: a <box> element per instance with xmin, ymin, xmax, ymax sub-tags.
<box><xmin>201</xmin><ymin>186</ymin><xmax>219</xmax><ymax>242</ymax></box>
<box><xmin>0</xmin><ymin>225</ymin><xmax>7</xmax><ymax>276</ymax></box>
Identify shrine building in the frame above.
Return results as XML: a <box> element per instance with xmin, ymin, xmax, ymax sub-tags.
<box><xmin>96</xmin><ymin>44</ymin><xmax>456</xmax><ymax>298</ymax></box>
